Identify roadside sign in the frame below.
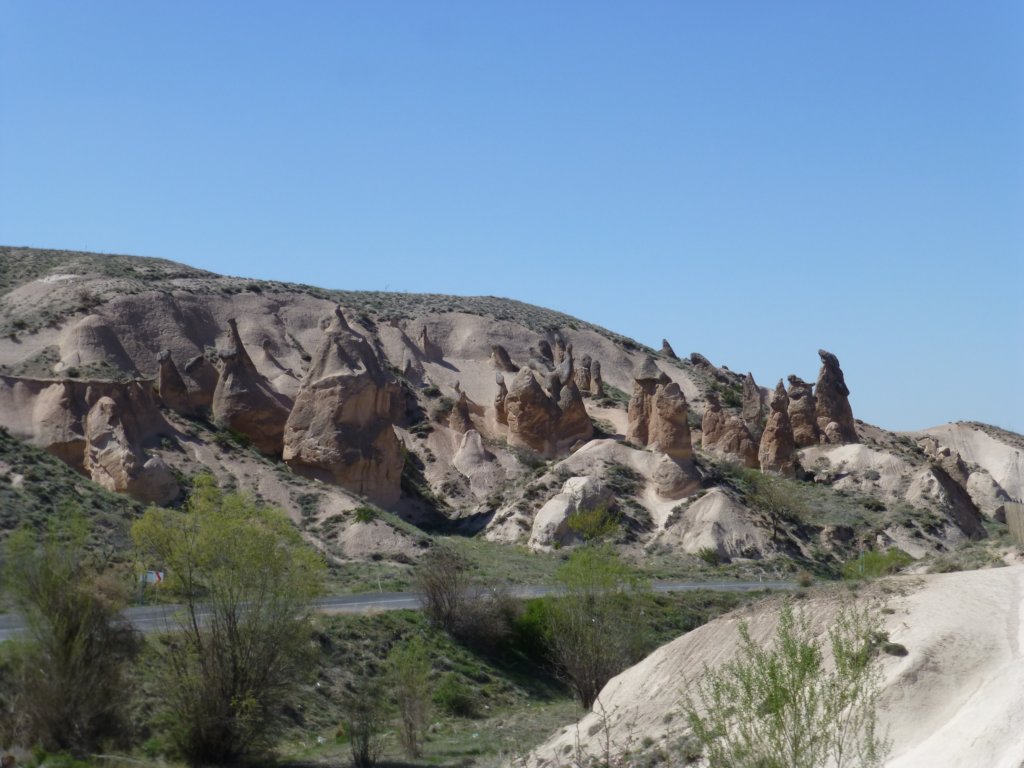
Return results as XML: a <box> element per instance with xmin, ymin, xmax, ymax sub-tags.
<box><xmin>144</xmin><ymin>570</ymin><xmax>165</xmax><ymax>584</ymax></box>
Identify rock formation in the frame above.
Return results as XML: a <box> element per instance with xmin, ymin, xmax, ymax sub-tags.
<box><xmin>660</xmin><ymin>339</ymin><xmax>678</xmax><ymax>359</ymax></box>
<box><xmin>741</xmin><ymin>372</ymin><xmax>766</xmax><ymax>434</ymax></box>
<box><xmin>448</xmin><ymin>390</ymin><xmax>473</xmax><ymax>433</ymax></box>
<box><xmin>786</xmin><ymin>375</ymin><xmax>820</xmax><ymax>448</ymax></box>
<box><xmin>156</xmin><ymin>350</ymin><xmax>194</xmax><ymax>416</ymax></box>
<box><xmin>419</xmin><ymin>326</ymin><xmax>443</xmax><ymax>361</ymax></box>
<box><xmin>494</xmin><ymin>373</ymin><xmax>508</xmax><ymax>425</ymax></box>
<box><xmin>701</xmin><ymin>393</ymin><xmax>758</xmax><ymax>467</ymax></box>
<box><xmin>814</xmin><ymin>349</ymin><xmax>857</xmax><ymax>444</ymax></box>
<box><xmin>649</xmin><ymin>382</ymin><xmax>694</xmax><ymax>460</ymax></box>
<box><xmin>181</xmin><ymin>354</ymin><xmax>219</xmax><ymax>409</ymax></box>
<box><xmin>504</xmin><ymin>363</ymin><xmax>593</xmax><ymax>457</ymax></box>
<box><xmin>529</xmin><ymin>476</ymin><xmax>612</xmax><ymax>550</ymax></box>
<box><xmin>758</xmin><ymin>380</ymin><xmax>797</xmax><ymax>476</ymax></box>
<box><xmin>627</xmin><ymin>356</ymin><xmax>693</xmax><ymax>460</ymax></box>
<box><xmin>574</xmin><ymin>353</ymin><xmax>592</xmax><ymax>393</ymax></box>
<box><xmin>84</xmin><ymin>396</ymin><xmax>178</xmax><ymax>504</ymax></box>
<box><xmin>211</xmin><ymin>318</ymin><xmax>291</xmax><ymax>455</ymax></box>
<box><xmin>591</xmin><ymin>360</ymin><xmax>604</xmax><ymax>398</ymax></box>
<box><xmin>283</xmin><ymin>307</ymin><xmax>405</xmax><ymax>506</ymax></box>
<box><xmin>537</xmin><ymin>340</ymin><xmax>555</xmax><ymax>366</ymax></box>
<box><xmin>491</xmin><ymin>344</ymin><xmax>517</xmax><ymax>372</ymax></box>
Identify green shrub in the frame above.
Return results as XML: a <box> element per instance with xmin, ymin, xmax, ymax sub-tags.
<box><xmin>842</xmin><ymin>548</ymin><xmax>913</xmax><ymax>580</ymax></box>
<box><xmin>353</xmin><ymin>506</ymin><xmax>377</xmax><ymax>524</ymax></box>
<box><xmin>433</xmin><ymin>674</ymin><xmax>479</xmax><ymax>718</ymax></box>
<box><xmin>567</xmin><ymin>504</ymin><xmax>621</xmax><ymax>542</ymax></box>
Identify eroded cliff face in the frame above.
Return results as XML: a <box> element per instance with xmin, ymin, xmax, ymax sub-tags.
<box><xmin>815</xmin><ymin>349</ymin><xmax>858</xmax><ymax>444</ymax></box>
<box><xmin>283</xmin><ymin>307</ymin><xmax>405</xmax><ymax>506</ymax></box>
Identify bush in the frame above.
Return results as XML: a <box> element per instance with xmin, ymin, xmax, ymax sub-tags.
<box><xmin>433</xmin><ymin>674</ymin><xmax>479</xmax><ymax>718</ymax></box>
<box><xmin>1</xmin><ymin>514</ymin><xmax>138</xmax><ymax>755</ymax></box>
<box><xmin>684</xmin><ymin>602</ymin><xmax>890</xmax><ymax>768</ymax></box>
<box><xmin>567</xmin><ymin>504</ymin><xmax>621</xmax><ymax>542</ymax></box>
<box><xmin>842</xmin><ymin>548</ymin><xmax>913</xmax><ymax>580</ymax></box>
<box><xmin>387</xmin><ymin>637</ymin><xmax>431</xmax><ymax>758</ymax></box>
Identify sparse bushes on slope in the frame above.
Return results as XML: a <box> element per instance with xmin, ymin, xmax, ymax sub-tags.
<box><xmin>684</xmin><ymin>602</ymin><xmax>890</xmax><ymax>768</ymax></box>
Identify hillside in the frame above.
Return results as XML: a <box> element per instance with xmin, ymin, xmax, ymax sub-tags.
<box><xmin>0</xmin><ymin>246</ymin><xmax>1021</xmax><ymax>584</ymax></box>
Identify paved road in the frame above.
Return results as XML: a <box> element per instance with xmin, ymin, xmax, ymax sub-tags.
<box><xmin>0</xmin><ymin>580</ymin><xmax>795</xmax><ymax>640</ymax></box>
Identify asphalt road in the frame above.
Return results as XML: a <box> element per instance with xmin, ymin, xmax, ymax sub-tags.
<box><xmin>0</xmin><ymin>580</ymin><xmax>795</xmax><ymax>640</ymax></box>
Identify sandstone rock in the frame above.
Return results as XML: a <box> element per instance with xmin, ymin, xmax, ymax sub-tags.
<box><xmin>741</xmin><ymin>372</ymin><xmax>766</xmax><ymax>433</ymax></box>
<box><xmin>505</xmin><ymin>368</ymin><xmax>559</xmax><ymax>454</ymax></box>
<box><xmin>815</xmin><ymin>350</ymin><xmax>857</xmax><ymax>443</ymax></box>
<box><xmin>156</xmin><ymin>350</ymin><xmax>194</xmax><ymax>416</ymax></box>
<box><xmin>491</xmin><ymin>344</ymin><xmax>517</xmax><ymax>372</ymax></box>
<box><xmin>84</xmin><ymin>396</ymin><xmax>178</xmax><ymax>504</ymax></box>
<box><xmin>419</xmin><ymin>326</ymin><xmax>443</xmax><ymax>361</ymax></box>
<box><xmin>494</xmin><ymin>373</ymin><xmax>508</xmax><ymax>425</ymax></box>
<box><xmin>627</xmin><ymin>357</ymin><xmax>693</xmax><ymax>461</ymax></box>
<box><xmin>528</xmin><ymin>476</ymin><xmax>612</xmax><ymax>550</ymax></box>
<box><xmin>758</xmin><ymin>380</ymin><xmax>797</xmax><ymax>476</ymax></box>
<box><xmin>33</xmin><ymin>380</ymin><xmax>86</xmax><ymax>469</ymax></box>
<box><xmin>786</xmin><ymin>375</ymin><xmax>820</xmax><ymax>448</ymax></box>
<box><xmin>283</xmin><ymin>307</ymin><xmax>404</xmax><ymax>506</ymax></box>
<box><xmin>554</xmin><ymin>339</ymin><xmax>568</xmax><ymax>365</ymax></box>
<box><xmin>537</xmin><ymin>340</ymin><xmax>555</xmax><ymax>366</ymax></box>
<box><xmin>452</xmin><ymin>429</ymin><xmax>494</xmax><ymax>476</ymax></box>
<box><xmin>660</xmin><ymin>339</ymin><xmax>678</xmax><ymax>359</ymax></box>
<box><xmin>702</xmin><ymin>393</ymin><xmax>757</xmax><ymax>467</ymax></box>
<box><xmin>181</xmin><ymin>354</ymin><xmax>219</xmax><ymax>409</ymax></box>
<box><xmin>591</xmin><ymin>359</ymin><xmax>604</xmax><ymax>398</ymax></box>
<box><xmin>574</xmin><ymin>353</ymin><xmax>592</xmax><ymax>393</ymax></box>
<box><xmin>504</xmin><ymin>366</ymin><xmax>593</xmax><ymax>458</ymax></box>
<box><xmin>689</xmin><ymin>352</ymin><xmax>713</xmax><ymax>369</ymax></box>
<box><xmin>660</xmin><ymin>488</ymin><xmax>768</xmax><ymax>560</ymax></box>
<box><xmin>211</xmin><ymin>318</ymin><xmax>291</xmax><ymax>455</ymax></box>
<box><xmin>649</xmin><ymin>382</ymin><xmax>693</xmax><ymax>460</ymax></box>
<box><xmin>449</xmin><ymin>390</ymin><xmax>473</xmax><ymax>433</ymax></box>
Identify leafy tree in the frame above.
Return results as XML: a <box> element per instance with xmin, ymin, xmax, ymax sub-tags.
<box><xmin>745</xmin><ymin>472</ymin><xmax>806</xmax><ymax>541</ymax></box>
<box><xmin>545</xmin><ymin>544</ymin><xmax>649</xmax><ymax>708</ymax></box>
<box><xmin>415</xmin><ymin>545</ymin><xmax>470</xmax><ymax>632</ymax></box>
<box><xmin>684</xmin><ymin>602</ymin><xmax>890</xmax><ymax>768</ymax></box>
<box><xmin>1</xmin><ymin>512</ymin><xmax>137</xmax><ymax>755</ymax></box>
<box><xmin>387</xmin><ymin>636</ymin><xmax>432</xmax><ymax>758</ymax></box>
<box><xmin>132</xmin><ymin>476</ymin><xmax>325</xmax><ymax>765</ymax></box>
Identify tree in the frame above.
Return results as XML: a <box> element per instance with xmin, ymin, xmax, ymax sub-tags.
<box><xmin>132</xmin><ymin>476</ymin><xmax>325</xmax><ymax>765</ymax></box>
<box><xmin>415</xmin><ymin>545</ymin><xmax>469</xmax><ymax>633</ymax></box>
<box><xmin>684</xmin><ymin>602</ymin><xmax>890</xmax><ymax>768</ymax></box>
<box><xmin>746</xmin><ymin>472</ymin><xmax>805</xmax><ymax>542</ymax></box>
<box><xmin>1</xmin><ymin>512</ymin><xmax>137</xmax><ymax>755</ymax></box>
<box><xmin>387</xmin><ymin>636</ymin><xmax>432</xmax><ymax>758</ymax></box>
<box><xmin>544</xmin><ymin>544</ymin><xmax>649</xmax><ymax>708</ymax></box>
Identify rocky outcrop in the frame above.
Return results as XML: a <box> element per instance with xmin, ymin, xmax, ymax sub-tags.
<box><xmin>786</xmin><ymin>375</ymin><xmax>820</xmax><ymax>448</ymax></box>
<box><xmin>627</xmin><ymin>357</ymin><xmax>693</xmax><ymax>460</ymax></box>
<box><xmin>283</xmin><ymin>307</ymin><xmax>404</xmax><ymax>506</ymax></box>
<box><xmin>504</xmin><ymin>363</ymin><xmax>593</xmax><ymax>458</ymax></box>
<box><xmin>741</xmin><ymin>373</ymin><xmax>766</xmax><ymax>434</ymax></box>
<box><xmin>529</xmin><ymin>476</ymin><xmax>612</xmax><ymax>550</ymax></box>
<box><xmin>702</xmin><ymin>393</ymin><xmax>758</xmax><ymax>467</ymax></box>
<box><xmin>648</xmin><ymin>382</ymin><xmax>692</xmax><ymax>460</ymax></box>
<box><xmin>449</xmin><ymin>390</ymin><xmax>473</xmax><ymax>433</ymax></box>
<box><xmin>156</xmin><ymin>350</ymin><xmax>194</xmax><ymax>416</ymax></box>
<box><xmin>181</xmin><ymin>354</ymin><xmax>219</xmax><ymax>409</ymax></box>
<box><xmin>419</xmin><ymin>327</ymin><xmax>443</xmax><ymax>361</ymax></box>
<box><xmin>626</xmin><ymin>357</ymin><xmax>663</xmax><ymax>447</ymax></box>
<box><xmin>84</xmin><ymin>396</ymin><xmax>178</xmax><ymax>504</ymax></box>
<box><xmin>537</xmin><ymin>340</ymin><xmax>555</xmax><ymax>367</ymax></box>
<box><xmin>660</xmin><ymin>339</ymin><xmax>678</xmax><ymax>359</ymax></box>
<box><xmin>573</xmin><ymin>353</ymin><xmax>592</xmax><ymax>394</ymax></box>
<box><xmin>491</xmin><ymin>344</ymin><xmax>517</xmax><ymax>372</ymax></box>
<box><xmin>815</xmin><ymin>350</ymin><xmax>857</xmax><ymax>444</ymax></box>
<box><xmin>758</xmin><ymin>380</ymin><xmax>797</xmax><ymax>476</ymax></box>
<box><xmin>494</xmin><ymin>373</ymin><xmax>509</xmax><ymax>425</ymax></box>
<box><xmin>591</xmin><ymin>360</ymin><xmax>605</xmax><ymax>398</ymax></box>
<box><xmin>211</xmin><ymin>319</ymin><xmax>291</xmax><ymax>455</ymax></box>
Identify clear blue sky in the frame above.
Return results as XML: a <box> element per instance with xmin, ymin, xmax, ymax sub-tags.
<box><xmin>2</xmin><ymin>2</ymin><xmax>1021</xmax><ymax>433</ymax></box>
